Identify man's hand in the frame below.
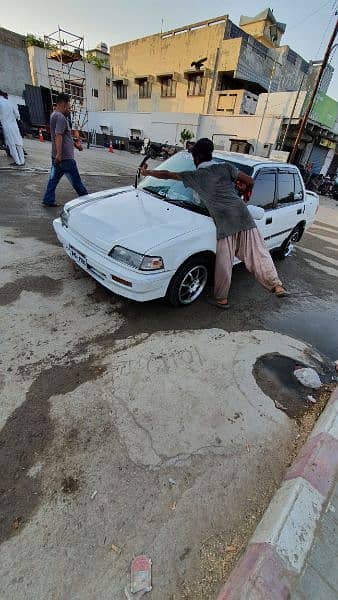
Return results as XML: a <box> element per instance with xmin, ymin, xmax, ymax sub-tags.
<box><xmin>140</xmin><ymin>163</ymin><xmax>149</xmax><ymax>176</ymax></box>
<box><xmin>74</xmin><ymin>137</ymin><xmax>83</xmax><ymax>151</ymax></box>
<box><xmin>54</xmin><ymin>154</ymin><xmax>62</xmax><ymax>165</ymax></box>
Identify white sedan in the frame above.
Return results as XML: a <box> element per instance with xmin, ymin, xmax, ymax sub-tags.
<box><xmin>53</xmin><ymin>151</ymin><xmax>319</xmax><ymax>307</ymax></box>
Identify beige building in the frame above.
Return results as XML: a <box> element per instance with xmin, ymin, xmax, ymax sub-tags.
<box><xmin>109</xmin><ymin>9</ymin><xmax>311</xmax><ymax>116</ymax></box>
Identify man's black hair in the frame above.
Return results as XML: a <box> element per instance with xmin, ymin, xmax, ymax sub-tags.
<box><xmin>191</xmin><ymin>137</ymin><xmax>214</xmax><ymax>163</ymax></box>
<box><xmin>56</xmin><ymin>92</ymin><xmax>70</xmax><ymax>104</ymax></box>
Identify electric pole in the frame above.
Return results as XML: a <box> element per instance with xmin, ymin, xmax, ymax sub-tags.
<box><xmin>288</xmin><ymin>17</ymin><xmax>338</xmax><ymax>164</ymax></box>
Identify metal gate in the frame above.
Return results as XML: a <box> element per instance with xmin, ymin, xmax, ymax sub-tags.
<box><xmin>308</xmin><ymin>145</ymin><xmax>329</xmax><ymax>174</ymax></box>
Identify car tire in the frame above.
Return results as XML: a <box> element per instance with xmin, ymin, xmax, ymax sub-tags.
<box><xmin>276</xmin><ymin>224</ymin><xmax>303</xmax><ymax>260</ymax></box>
<box><xmin>166</xmin><ymin>255</ymin><xmax>210</xmax><ymax>307</ymax></box>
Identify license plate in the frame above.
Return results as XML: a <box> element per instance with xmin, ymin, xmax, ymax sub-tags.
<box><xmin>68</xmin><ymin>245</ymin><xmax>87</xmax><ymax>268</ymax></box>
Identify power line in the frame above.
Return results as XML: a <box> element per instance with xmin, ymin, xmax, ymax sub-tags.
<box><xmin>288</xmin><ymin>0</ymin><xmax>333</xmax><ymax>32</ymax></box>
<box><xmin>316</xmin><ymin>1</ymin><xmax>338</xmax><ymax>57</ymax></box>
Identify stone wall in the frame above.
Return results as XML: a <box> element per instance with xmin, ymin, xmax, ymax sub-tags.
<box><xmin>0</xmin><ymin>27</ymin><xmax>32</xmax><ymax>97</ymax></box>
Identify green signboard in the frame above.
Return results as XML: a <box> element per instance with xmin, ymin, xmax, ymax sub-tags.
<box><xmin>303</xmin><ymin>91</ymin><xmax>338</xmax><ymax>129</ymax></box>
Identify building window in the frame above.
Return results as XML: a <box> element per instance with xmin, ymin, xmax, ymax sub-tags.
<box><xmin>114</xmin><ymin>81</ymin><xmax>128</xmax><ymax>99</ymax></box>
<box><xmin>65</xmin><ymin>81</ymin><xmax>84</xmax><ymax>99</ymax></box>
<box><xmin>160</xmin><ymin>76</ymin><xmax>176</xmax><ymax>98</ymax></box>
<box><xmin>187</xmin><ymin>73</ymin><xmax>205</xmax><ymax>96</ymax></box>
<box><xmin>138</xmin><ymin>78</ymin><xmax>152</xmax><ymax>98</ymax></box>
<box><xmin>92</xmin><ymin>88</ymin><xmax>99</xmax><ymax>98</ymax></box>
<box><xmin>287</xmin><ymin>49</ymin><xmax>298</xmax><ymax>65</ymax></box>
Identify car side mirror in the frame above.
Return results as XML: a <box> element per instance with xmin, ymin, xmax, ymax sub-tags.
<box><xmin>247</xmin><ymin>205</ymin><xmax>265</xmax><ymax>220</ymax></box>
<box><xmin>294</xmin><ymin>191</ymin><xmax>303</xmax><ymax>201</ymax></box>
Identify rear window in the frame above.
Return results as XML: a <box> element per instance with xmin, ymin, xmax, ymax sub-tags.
<box><xmin>248</xmin><ymin>171</ymin><xmax>276</xmax><ymax>209</ymax></box>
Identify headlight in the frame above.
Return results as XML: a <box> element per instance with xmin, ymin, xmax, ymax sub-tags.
<box><xmin>60</xmin><ymin>210</ymin><xmax>69</xmax><ymax>227</ymax></box>
<box><xmin>109</xmin><ymin>246</ymin><xmax>164</xmax><ymax>271</ymax></box>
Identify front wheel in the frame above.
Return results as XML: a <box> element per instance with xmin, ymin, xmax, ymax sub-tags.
<box><xmin>166</xmin><ymin>256</ymin><xmax>209</xmax><ymax>307</ymax></box>
<box><xmin>275</xmin><ymin>224</ymin><xmax>303</xmax><ymax>260</ymax></box>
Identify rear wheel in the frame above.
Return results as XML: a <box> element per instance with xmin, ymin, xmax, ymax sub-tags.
<box><xmin>276</xmin><ymin>224</ymin><xmax>303</xmax><ymax>259</ymax></box>
<box><xmin>166</xmin><ymin>256</ymin><xmax>210</xmax><ymax>307</ymax></box>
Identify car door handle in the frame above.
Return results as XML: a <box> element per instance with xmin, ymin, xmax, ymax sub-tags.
<box><xmin>266</xmin><ymin>217</ymin><xmax>272</xmax><ymax>225</ymax></box>
<box><xmin>297</xmin><ymin>208</ymin><xmax>302</xmax><ymax>215</ymax></box>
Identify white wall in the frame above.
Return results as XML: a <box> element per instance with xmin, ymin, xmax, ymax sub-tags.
<box><xmin>87</xmin><ymin>110</ymin><xmax>200</xmax><ymax>145</ymax></box>
<box><xmin>255</xmin><ymin>90</ymin><xmax>307</xmax><ymax>118</ymax></box>
<box><xmin>198</xmin><ymin>114</ymin><xmax>283</xmax><ymax>156</ymax></box>
<box><xmin>87</xmin><ymin>109</ymin><xmax>283</xmax><ymax>155</ymax></box>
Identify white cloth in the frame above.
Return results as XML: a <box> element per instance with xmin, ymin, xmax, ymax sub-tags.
<box><xmin>0</xmin><ymin>97</ymin><xmax>25</xmax><ymax>165</ymax></box>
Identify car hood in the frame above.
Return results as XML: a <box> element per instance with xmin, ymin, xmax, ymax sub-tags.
<box><xmin>67</xmin><ymin>187</ymin><xmax>206</xmax><ymax>254</ymax></box>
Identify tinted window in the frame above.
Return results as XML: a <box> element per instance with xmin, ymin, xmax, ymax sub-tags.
<box><xmin>249</xmin><ymin>172</ymin><xmax>275</xmax><ymax>209</ymax></box>
<box><xmin>278</xmin><ymin>172</ymin><xmax>295</xmax><ymax>204</ymax></box>
<box><xmin>294</xmin><ymin>173</ymin><xmax>304</xmax><ymax>200</ymax></box>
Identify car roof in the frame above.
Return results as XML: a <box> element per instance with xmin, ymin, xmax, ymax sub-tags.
<box><xmin>212</xmin><ymin>150</ymin><xmax>298</xmax><ymax>170</ymax></box>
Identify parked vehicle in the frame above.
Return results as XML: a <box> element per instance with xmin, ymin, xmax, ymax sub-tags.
<box><xmin>53</xmin><ymin>151</ymin><xmax>319</xmax><ymax>307</ymax></box>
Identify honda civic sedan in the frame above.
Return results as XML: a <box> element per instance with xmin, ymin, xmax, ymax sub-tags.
<box><xmin>53</xmin><ymin>151</ymin><xmax>318</xmax><ymax>306</ymax></box>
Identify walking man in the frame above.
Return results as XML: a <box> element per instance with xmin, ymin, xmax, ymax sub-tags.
<box><xmin>0</xmin><ymin>90</ymin><xmax>25</xmax><ymax>166</ymax></box>
<box><xmin>42</xmin><ymin>93</ymin><xmax>88</xmax><ymax>207</ymax></box>
<box><xmin>141</xmin><ymin>138</ymin><xmax>287</xmax><ymax>308</ymax></box>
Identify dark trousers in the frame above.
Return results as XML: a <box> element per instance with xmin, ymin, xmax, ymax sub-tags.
<box><xmin>43</xmin><ymin>159</ymin><xmax>88</xmax><ymax>205</ymax></box>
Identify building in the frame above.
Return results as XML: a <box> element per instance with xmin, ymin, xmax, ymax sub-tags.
<box><xmin>0</xmin><ymin>27</ymin><xmax>113</xmax><ymax>125</ymax></box>
<box><xmin>109</xmin><ymin>9</ymin><xmax>312</xmax><ymax>116</ymax></box>
<box><xmin>27</xmin><ymin>43</ymin><xmax>112</xmax><ymax>113</ymax></box>
<box><xmin>0</xmin><ymin>27</ymin><xmax>32</xmax><ymax>103</ymax></box>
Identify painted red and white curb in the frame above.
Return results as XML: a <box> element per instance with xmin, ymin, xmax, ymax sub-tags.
<box><xmin>218</xmin><ymin>387</ymin><xmax>338</xmax><ymax>600</ymax></box>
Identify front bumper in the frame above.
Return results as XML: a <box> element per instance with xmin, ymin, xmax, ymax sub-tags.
<box><xmin>53</xmin><ymin>219</ymin><xmax>172</xmax><ymax>302</ymax></box>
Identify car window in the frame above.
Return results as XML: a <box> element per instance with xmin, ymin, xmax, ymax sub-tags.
<box><xmin>293</xmin><ymin>173</ymin><xmax>304</xmax><ymax>200</ymax></box>
<box><xmin>248</xmin><ymin>171</ymin><xmax>275</xmax><ymax>209</ymax></box>
<box><xmin>139</xmin><ymin>151</ymin><xmax>200</xmax><ymax>204</ymax></box>
<box><xmin>278</xmin><ymin>172</ymin><xmax>295</xmax><ymax>204</ymax></box>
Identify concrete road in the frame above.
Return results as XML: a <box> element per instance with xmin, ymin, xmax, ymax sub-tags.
<box><xmin>0</xmin><ymin>140</ymin><xmax>337</xmax><ymax>599</ymax></box>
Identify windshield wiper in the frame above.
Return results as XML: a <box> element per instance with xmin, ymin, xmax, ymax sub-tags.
<box><xmin>141</xmin><ymin>186</ymin><xmax>168</xmax><ymax>198</ymax></box>
<box><xmin>165</xmin><ymin>198</ymin><xmax>208</xmax><ymax>214</ymax></box>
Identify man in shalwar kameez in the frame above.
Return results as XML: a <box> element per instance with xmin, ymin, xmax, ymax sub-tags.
<box><xmin>0</xmin><ymin>90</ymin><xmax>25</xmax><ymax>166</ymax></box>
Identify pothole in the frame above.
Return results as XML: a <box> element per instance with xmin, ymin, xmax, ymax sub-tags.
<box><xmin>253</xmin><ymin>353</ymin><xmax>323</xmax><ymax>419</ymax></box>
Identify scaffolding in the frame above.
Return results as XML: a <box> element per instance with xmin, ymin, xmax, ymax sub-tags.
<box><xmin>44</xmin><ymin>26</ymin><xmax>88</xmax><ymax>131</ymax></box>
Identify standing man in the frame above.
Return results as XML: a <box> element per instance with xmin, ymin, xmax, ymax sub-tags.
<box><xmin>42</xmin><ymin>93</ymin><xmax>88</xmax><ymax>207</ymax></box>
<box><xmin>141</xmin><ymin>138</ymin><xmax>288</xmax><ymax>308</ymax></box>
<box><xmin>0</xmin><ymin>90</ymin><xmax>25</xmax><ymax>166</ymax></box>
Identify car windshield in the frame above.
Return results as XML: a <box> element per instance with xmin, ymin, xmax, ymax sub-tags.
<box><xmin>139</xmin><ymin>151</ymin><xmax>253</xmax><ymax>212</ymax></box>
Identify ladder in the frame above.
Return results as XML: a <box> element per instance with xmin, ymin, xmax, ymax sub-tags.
<box><xmin>44</xmin><ymin>26</ymin><xmax>88</xmax><ymax>131</ymax></box>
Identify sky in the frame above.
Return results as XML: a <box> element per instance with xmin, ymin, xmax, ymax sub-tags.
<box><xmin>1</xmin><ymin>0</ymin><xmax>338</xmax><ymax>98</ymax></box>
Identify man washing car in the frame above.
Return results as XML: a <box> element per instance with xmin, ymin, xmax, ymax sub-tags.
<box><xmin>141</xmin><ymin>137</ymin><xmax>288</xmax><ymax>308</ymax></box>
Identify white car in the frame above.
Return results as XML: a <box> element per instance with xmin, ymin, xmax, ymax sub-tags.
<box><xmin>53</xmin><ymin>151</ymin><xmax>319</xmax><ymax>307</ymax></box>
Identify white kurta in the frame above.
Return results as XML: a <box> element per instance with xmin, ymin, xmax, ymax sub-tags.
<box><xmin>0</xmin><ymin>97</ymin><xmax>25</xmax><ymax>165</ymax></box>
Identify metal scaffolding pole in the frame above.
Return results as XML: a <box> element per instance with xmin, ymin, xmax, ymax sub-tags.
<box><xmin>44</xmin><ymin>26</ymin><xmax>88</xmax><ymax>131</ymax></box>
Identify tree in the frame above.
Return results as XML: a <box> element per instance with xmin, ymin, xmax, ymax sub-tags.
<box><xmin>180</xmin><ymin>128</ymin><xmax>194</xmax><ymax>148</ymax></box>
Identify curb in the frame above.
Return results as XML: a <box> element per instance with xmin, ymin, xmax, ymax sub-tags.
<box><xmin>217</xmin><ymin>387</ymin><xmax>338</xmax><ymax>600</ymax></box>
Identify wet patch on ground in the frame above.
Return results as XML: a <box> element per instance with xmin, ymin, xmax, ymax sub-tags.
<box><xmin>253</xmin><ymin>353</ymin><xmax>325</xmax><ymax>419</ymax></box>
<box><xmin>0</xmin><ymin>357</ymin><xmax>106</xmax><ymax>544</ymax></box>
<box><xmin>0</xmin><ymin>275</ymin><xmax>63</xmax><ymax>306</ymax></box>
<box><xmin>61</xmin><ymin>476</ymin><xmax>80</xmax><ymax>494</ymax></box>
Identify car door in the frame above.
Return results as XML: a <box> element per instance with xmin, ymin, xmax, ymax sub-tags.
<box><xmin>248</xmin><ymin>168</ymin><xmax>277</xmax><ymax>249</ymax></box>
<box><xmin>271</xmin><ymin>169</ymin><xmax>305</xmax><ymax>248</ymax></box>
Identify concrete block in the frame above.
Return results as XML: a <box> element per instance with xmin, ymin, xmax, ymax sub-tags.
<box><xmin>285</xmin><ymin>432</ymin><xmax>338</xmax><ymax>497</ymax></box>
<box><xmin>250</xmin><ymin>478</ymin><xmax>323</xmax><ymax>572</ymax></box>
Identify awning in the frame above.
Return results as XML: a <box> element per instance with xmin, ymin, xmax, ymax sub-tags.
<box><xmin>156</xmin><ymin>71</ymin><xmax>180</xmax><ymax>82</ymax></box>
<box><xmin>183</xmin><ymin>68</ymin><xmax>212</xmax><ymax>79</ymax></box>
<box><xmin>112</xmin><ymin>78</ymin><xmax>128</xmax><ymax>86</ymax></box>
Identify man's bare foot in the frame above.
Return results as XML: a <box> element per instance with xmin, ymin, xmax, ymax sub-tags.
<box><xmin>207</xmin><ymin>297</ymin><xmax>230</xmax><ymax>309</ymax></box>
<box><xmin>273</xmin><ymin>285</ymin><xmax>290</xmax><ymax>297</ymax></box>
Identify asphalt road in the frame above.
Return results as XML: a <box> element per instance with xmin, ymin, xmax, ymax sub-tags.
<box><xmin>0</xmin><ymin>140</ymin><xmax>337</xmax><ymax>599</ymax></box>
